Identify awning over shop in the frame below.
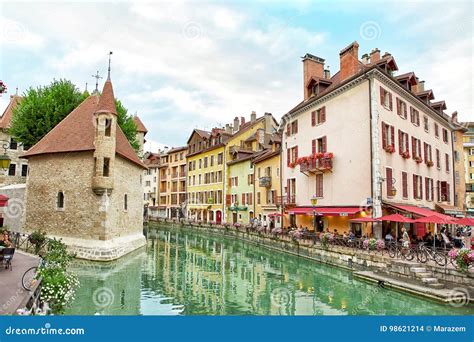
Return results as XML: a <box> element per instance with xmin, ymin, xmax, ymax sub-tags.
<box><xmin>349</xmin><ymin>217</ymin><xmax>380</xmax><ymax>223</ymax></box>
<box><xmin>387</xmin><ymin>204</ymin><xmax>453</xmax><ymax>220</ymax></box>
<box><xmin>435</xmin><ymin>203</ymin><xmax>465</xmax><ymax>217</ymax></box>
<box><xmin>287</xmin><ymin>207</ymin><xmax>360</xmax><ymax>216</ymax></box>
<box><xmin>0</xmin><ymin>194</ymin><xmax>9</xmax><ymax>207</ymax></box>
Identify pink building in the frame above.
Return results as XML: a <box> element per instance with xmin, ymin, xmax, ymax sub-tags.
<box><xmin>281</xmin><ymin>42</ymin><xmax>461</xmax><ymax>239</ymax></box>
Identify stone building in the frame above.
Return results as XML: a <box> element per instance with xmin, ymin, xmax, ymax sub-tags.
<box><xmin>22</xmin><ymin>77</ymin><xmax>147</xmax><ymax>261</ymax></box>
<box><xmin>0</xmin><ymin>95</ymin><xmax>28</xmax><ymax>186</ymax></box>
<box><xmin>133</xmin><ymin>114</ymin><xmax>148</xmax><ymax>159</ymax></box>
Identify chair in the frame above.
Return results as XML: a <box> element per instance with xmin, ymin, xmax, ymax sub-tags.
<box><xmin>2</xmin><ymin>248</ymin><xmax>15</xmax><ymax>271</ymax></box>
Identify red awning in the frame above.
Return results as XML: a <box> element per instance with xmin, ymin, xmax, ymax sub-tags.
<box><xmin>268</xmin><ymin>213</ymin><xmax>282</xmax><ymax>217</ymax></box>
<box><xmin>0</xmin><ymin>194</ymin><xmax>9</xmax><ymax>208</ymax></box>
<box><xmin>287</xmin><ymin>207</ymin><xmax>360</xmax><ymax>216</ymax></box>
<box><xmin>349</xmin><ymin>217</ymin><xmax>380</xmax><ymax>223</ymax></box>
<box><xmin>388</xmin><ymin>204</ymin><xmax>453</xmax><ymax>220</ymax></box>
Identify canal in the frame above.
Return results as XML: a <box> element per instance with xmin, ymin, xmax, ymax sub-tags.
<box><xmin>67</xmin><ymin>225</ymin><xmax>473</xmax><ymax>315</ymax></box>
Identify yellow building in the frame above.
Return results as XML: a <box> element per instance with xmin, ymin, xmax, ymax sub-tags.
<box><xmin>186</xmin><ymin>128</ymin><xmax>230</xmax><ymax>223</ymax></box>
<box><xmin>253</xmin><ymin>135</ymin><xmax>282</xmax><ymax>228</ymax></box>
<box><xmin>463</xmin><ymin>122</ymin><xmax>474</xmax><ymax>216</ymax></box>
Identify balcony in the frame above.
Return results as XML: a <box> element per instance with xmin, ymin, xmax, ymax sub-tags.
<box><xmin>276</xmin><ymin>195</ymin><xmax>296</xmax><ymax>207</ymax></box>
<box><xmin>171</xmin><ymin>173</ymin><xmax>179</xmax><ymax>179</ymax></box>
<box><xmin>300</xmin><ymin>158</ymin><xmax>333</xmax><ymax>175</ymax></box>
<box><xmin>259</xmin><ymin>176</ymin><xmax>271</xmax><ymax>187</ymax></box>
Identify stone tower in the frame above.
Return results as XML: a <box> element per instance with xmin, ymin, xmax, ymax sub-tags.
<box><xmin>92</xmin><ymin>78</ymin><xmax>117</xmax><ymax>195</ymax></box>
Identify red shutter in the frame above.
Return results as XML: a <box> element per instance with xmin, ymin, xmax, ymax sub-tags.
<box><xmin>242</xmin><ymin>193</ymin><xmax>245</xmax><ymax>205</ymax></box>
<box><xmin>286</xmin><ymin>179</ymin><xmax>291</xmax><ymax>201</ymax></box>
<box><xmin>447</xmin><ymin>183</ymin><xmax>450</xmax><ymax>202</ymax></box>
<box><xmin>405</xmin><ymin>133</ymin><xmax>410</xmax><ymax>155</ymax></box>
<box><xmin>419</xmin><ymin>177</ymin><xmax>423</xmax><ymax>199</ymax></box>
<box><xmin>423</xmin><ymin>143</ymin><xmax>427</xmax><ymax>162</ymax></box>
<box><xmin>294</xmin><ymin>120</ymin><xmax>298</xmax><ymax>134</ymax></box>
<box><xmin>380</xmin><ymin>86</ymin><xmax>384</xmax><ymax>105</ymax></box>
<box><xmin>413</xmin><ymin>175</ymin><xmax>417</xmax><ymax>199</ymax></box>
<box><xmin>396</xmin><ymin>98</ymin><xmax>400</xmax><ymax>116</ymax></box>
<box><xmin>390</xmin><ymin>126</ymin><xmax>395</xmax><ymax>148</ymax></box>
<box><xmin>321</xmin><ymin>107</ymin><xmax>326</xmax><ymax>123</ymax></box>
<box><xmin>287</xmin><ymin>149</ymin><xmax>290</xmax><ymax>166</ymax></box>
<box><xmin>226</xmin><ymin>194</ymin><xmax>231</xmax><ymax>205</ymax></box>
<box><xmin>381</xmin><ymin>122</ymin><xmax>387</xmax><ymax>149</ymax></box>
<box><xmin>322</xmin><ymin>136</ymin><xmax>327</xmax><ymax>153</ymax></box>
<box><xmin>411</xmin><ymin>137</ymin><xmax>416</xmax><ymax>158</ymax></box>
<box><xmin>295</xmin><ymin>146</ymin><xmax>298</xmax><ymax>160</ymax></box>
<box><xmin>312</xmin><ymin>139</ymin><xmax>316</xmax><ymax>154</ymax></box>
<box><xmin>416</xmin><ymin>112</ymin><xmax>420</xmax><ymax>126</ymax></box>
<box><xmin>286</xmin><ymin>123</ymin><xmax>290</xmax><ymax>136</ymax></box>
<box><xmin>389</xmin><ymin>93</ymin><xmax>393</xmax><ymax>110</ymax></box>
<box><xmin>311</xmin><ymin>111</ymin><xmax>316</xmax><ymax>126</ymax></box>
<box><xmin>316</xmin><ymin>174</ymin><xmax>323</xmax><ymax>197</ymax></box>
<box><xmin>425</xmin><ymin>177</ymin><xmax>429</xmax><ymax>201</ymax></box>
<box><xmin>386</xmin><ymin>168</ymin><xmax>393</xmax><ymax>197</ymax></box>
<box><xmin>236</xmin><ymin>177</ymin><xmax>238</xmax><ymax>186</ymax></box>
<box><xmin>398</xmin><ymin>130</ymin><xmax>403</xmax><ymax>154</ymax></box>
<box><xmin>402</xmin><ymin>172</ymin><xmax>408</xmax><ymax>198</ymax></box>
<box><xmin>437</xmin><ymin>181</ymin><xmax>440</xmax><ymax>201</ymax></box>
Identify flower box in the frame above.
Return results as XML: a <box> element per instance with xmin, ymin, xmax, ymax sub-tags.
<box><xmin>426</xmin><ymin>160</ymin><xmax>434</xmax><ymax>167</ymax></box>
<box><xmin>401</xmin><ymin>151</ymin><xmax>410</xmax><ymax>159</ymax></box>
<box><xmin>384</xmin><ymin>145</ymin><xmax>395</xmax><ymax>153</ymax></box>
<box><xmin>414</xmin><ymin>156</ymin><xmax>423</xmax><ymax>163</ymax></box>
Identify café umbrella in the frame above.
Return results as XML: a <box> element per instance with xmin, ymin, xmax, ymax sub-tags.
<box><xmin>414</xmin><ymin>215</ymin><xmax>456</xmax><ymax>249</ymax></box>
<box><xmin>453</xmin><ymin>217</ymin><xmax>474</xmax><ymax>226</ymax></box>
<box><xmin>378</xmin><ymin>214</ymin><xmax>416</xmax><ymax>243</ymax></box>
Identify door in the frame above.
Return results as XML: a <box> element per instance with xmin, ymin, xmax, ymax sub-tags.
<box><xmin>232</xmin><ymin>212</ymin><xmax>238</xmax><ymax>224</ymax></box>
<box><xmin>216</xmin><ymin>211</ymin><xmax>222</xmax><ymax>224</ymax></box>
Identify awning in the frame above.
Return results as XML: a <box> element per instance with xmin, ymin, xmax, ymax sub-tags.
<box><xmin>387</xmin><ymin>204</ymin><xmax>453</xmax><ymax>220</ymax></box>
<box><xmin>435</xmin><ymin>203</ymin><xmax>465</xmax><ymax>217</ymax></box>
<box><xmin>0</xmin><ymin>194</ymin><xmax>9</xmax><ymax>207</ymax></box>
<box><xmin>268</xmin><ymin>213</ymin><xmax>282</xmax><ymax>217</ymax></box>
<box><xmin>287</xmin><ymin>207</ymin><xmax>360</xmax><ymax>216</ymax></box>
<box><xmin>349</xmin><ymin>217</ymin><xmax>380</xmax><ymax>223</ymax></box>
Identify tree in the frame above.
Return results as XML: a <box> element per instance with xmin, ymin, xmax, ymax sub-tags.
<box><xmin>10</xmin><ymin>79</ymin><xmax>139</xmax><ymax>151</ymax></box>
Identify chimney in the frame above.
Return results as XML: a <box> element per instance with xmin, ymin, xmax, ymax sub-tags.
<box><xmin>225</xmin><ymin>124</ymin><xmax>232</xmax><ymax>134</ymax></box>
<box><xmin>382</xmin><ymin>52</ymin><xmax>391</xmax><ymax>59</ymax></box>
<box><xmin>451</xmin><ymin>111</ymin><xmax>458</xmax><ymax>123</ymax></box>
<box><xmin>339</xmin><ymin>41</ymin><xmax>359</xmax><ymax>81</ymax></box>
<box><xmin>302</xmin><ymin>53</ymin><xmax>325</xmax><ymax>100</ymax></box>
<box><xmin>264</xmin><ymin>112</ymin><xmax>273</xmax><ymax>133</ymax></box>
<box><xmin>418</xmin><ymin>80</ymin><xmax>425</xmax><ymax>92</ymax></box>
<box><xmin>370</xmin><ymin>48</ymin><xmax>380</xmax><ymax>63</ymax></box>
<box><xmin>324</xmin><ymin>68</ymin><xmax>331</xmax><ymax>79</ymax></box>
<box><xmin>251</xmin><ymin>111</ymin><xmax>256</xmax><ymax>122</ymax></box>
<box><xmin>233</xmin><ymin>116</ymin><xmax>239</xmax><ymax>133</ymax></box>
<box><xmin>241</xmin><ymin>116</ymin><xmax>245</xmax><ymax>126</ymax></box>
<box><xmin>361</xmin><ymin>53</ymin><xmax>369</xmax><ymax>64</ymax></box>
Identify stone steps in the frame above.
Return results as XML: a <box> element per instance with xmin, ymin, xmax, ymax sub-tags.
<box><xmin>409</xmin><ymin>266</ymin><xmax>445</xmax><ymax>289</ymax></box>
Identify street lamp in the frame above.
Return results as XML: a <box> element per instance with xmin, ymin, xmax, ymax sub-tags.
<box><xmin>311</xmin><ymin>195</ymin><xmax>318</xmax><ymax>232</ymax></box>
<box><xmin>0</xmin><ymin>140</ymin><xmax>12</xmax><ymax>170</ymax></box>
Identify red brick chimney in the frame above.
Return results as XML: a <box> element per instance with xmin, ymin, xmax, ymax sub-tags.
<box><xmin>302</xmin><ymin>53</ymin><xmax>325</xmax><ymax>100</ymax></box>
<box><xmin>339</xmin><ymin>41</ymin><xmax>359</xmax><ymax>81</ymax></box>
<box><xmin>370</xmin><ymin>48</ymin><xmax>380</xmax><ymax>63</ymax></box>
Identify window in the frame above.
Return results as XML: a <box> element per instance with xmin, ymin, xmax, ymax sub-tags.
<box><xmin>396</xmin><ymin>98</ymin><xmax>407</xmax><ymax>119</ymax></box>
<box><xmin>445</xmin><ymin>153</ymin><xmax>450</xmax><ymax>172</ymax></box>
<box><xmin>386</xmin><ymin>167</ymin><xmax>394</xmax><ymax>197</ymax></box>
<box><xmin>442</xmin><ymin>128</ymin><xmax>449</xmax><ymax>143</ymax></box>
<box><xmin>57</xmin><ymin>191</ymin><xmax>64</xmax><ymax>209</ymax></box>
<box><xmin>230</xmin><ymin>177</ymin><xmax>239</xmax><ymax>187</ymax></box>
<box><xmin>204</xmin><ymin>157</ymin><xmax>208</xmax><ymax>168</ymax></box>
<box><xmin>103</xmin><ymin>157</ymin><xmax>110</xmax><ymax>177</ymax></box>
<box><xmin>402</xmin><ymin>171</ymin><xmax>408</xmax><ymax>199</ymax></box>
<box><xmin>257</xmin><ymin>192</ymin><xmax>261</xmax><ymax>205</ymax></box>
<box><xmin>210</xmin><ymin>155</ymin><xmax>214</xmax><ymax>167</ymax></box>
<box><xmin>413</xmin><ymin>175</ymin><xmax>422</xmax><ymax>200</ymax></box>
<box><xmin>312</xmin><ymin>137</ymin><xmax>327</xmax><ymax>154</ymax></box>
<box><xmin>425</xmin><ymin>178</ymin><xmax>434</xmax><ymax>201</ymax></box>
<box><xmin>198</xmin><ymin>159</ymin><xmax>202</xmax><ymax>169</ymax></box>
<box><xmin>21</xmin><ymin>164</ymin><xmax>28</xmax><ymax>177</ymax></box>
<box><xmin>248</xmin><ymin>174</ymin><xmax>254</xmax><ymax>185</ymax></box>
<box><xmin>398</xmin><ymin>130</ymin><xmax>409</xmax><ymax>156</ymax></box>
<box><xmin>124</xmin><ymin>194</ymin><xmax>128</xmax><ymax>210</ymax></box>
<box><xmin>434</xmin><ymin>123</ymin><xmax>439</xmax><ymax>138</ymax></box>
<box><xmin>9</xmin><ymin>138</ymin><xmax>18</xmax><ymax>150</ymax></box>
<box><xmin>436</xmin><ymin>149</ymin><xmax>440</xmax><ymax>169</ymax></box>
<box><xmin>287</xmin><ymin>146</ymin><xmax>298</xmax><ymax>166</ymax></box>
<box><xmin>315</xmin><ymin>174</ymin><xmax>323</xmax><ymax>197</ymax></box>
<box><xmin>423</xmin><ymin>116</ymin><xmax>429</xmax><ymax>132</ymax></box>
<box><xmin>411</xmin><ymin>137</ymin><xmax>422</xmax><ymax>160</ymax></box>
<box><xmin>440</xmin><ymin>181</ymin><xmax>450</xmax><ymax>202</ymax></box>
<box><xmin>381</xmin><ymin>122</ymin><xmax>394</xmax><ymax>151</ymax></box>
<box><xmin>217</xmin><ymin>153</ymin><xmax>223</xmax><ymax>165</ymax></box>
<box><xmin>266</xmin><ymin>190</ymin><xmax>275</xmax><ymax>204</ymax></box>
<box><xmin>379</xmin><ymin>87</ymin><xmax>393</xmax><ymax>110</ymax></box>
<box><xmin>423</xmin><ymin>143</ymin><xmax>432</xmax><ymax>165</ymax></box>
<box><xmin>410</xmin><ymin>107</ymin><xmax>420</xmax><ymax>126</ymax></box>
<box><xmin>105</xmin><ymin>119</ymin><xmax>111</xmax><ymax>136</ymax></box>
<box><xmin>287</xmin><ymin>121</ymin><xmax>298</xmax><ymax>136</ymax></box>
<box><xmin>8</xmin><ymin>163</ymin><xmax>16</xmax><ymax>176</ymax></box>
<box><xmin>311</xmin><ymin>107</ymin><xmax>326</xmax><ymax>126</ymax></box>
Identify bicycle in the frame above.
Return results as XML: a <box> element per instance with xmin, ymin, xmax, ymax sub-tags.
<box><xmin>415</xmin><ymin>242</ymin><xmax>447</xmax><ymax>266</ymax></box>
<box><xmin>22</xmin><ymin>256</ymin><xmax>45</xmax><ymax>291</ymax></box>
<box><xmin>388</xmin><ymin>242</ymin><xmax>415</xmax><ymax>261</ymax></box>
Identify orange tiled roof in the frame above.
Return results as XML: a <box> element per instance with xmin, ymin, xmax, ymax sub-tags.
<box><xmin>22</xmin><ymin>81</ymin><xmax>145</xmax><ymax>169</ymax></box>
<box><xmin>96</xmin><ymin>79</ymin><xmax>117</xmax><ymax>115</ymax></box>
<box><xmin>133</xmin><ymin>115</ymin><xmax>148</xmax><ymax>134</ymax></box>
<box><xmin>0</xmin><ymin>95</ymin><xmax>22</xmax><ymax>129</ymax></box>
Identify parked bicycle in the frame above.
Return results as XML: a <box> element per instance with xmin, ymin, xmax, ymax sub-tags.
<box><xmin>415</xmin><ymin>242</ymin><xmax>447</xmax><ymax>266</ymax></box>
<box><xmin>22</xmin><ymin>255</ymin><xmax>45</xmax><ymax>291</ymax></box>
<box><xmin>388</xmin><ymin>242</ymin><xmax>415</xmax><ymax>261</ymax></box>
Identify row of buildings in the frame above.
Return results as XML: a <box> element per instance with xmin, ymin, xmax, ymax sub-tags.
<box><xmin>140</xmin><ymin>42</ymin><xmax>474</xmax><ymax>237</ymax></box>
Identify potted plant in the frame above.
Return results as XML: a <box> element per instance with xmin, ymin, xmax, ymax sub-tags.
<box><xmin>29</xmin><ymin>230</ymin><xmax>47</xmax><ymax>254</ymax></box>
<box><xmin>414</xmin><ymin>156</ymin><xmax>423</xmax><ymax>163</ymax></box>
<box><xmin>448</xmin><ymin>248</ymin><xmax>474</xmax><ymax>273</ymax></box>
<box><xmin>401</xmin><ymin>151</ymin><xmax>410</xmax><ymax>159</ymax></box>
<box><xmin>384</xmin><ymin>145</ymin><xmax>395</xmax><ymax>153</ymax></box>
<box><xmin>426</xmin><ymin>160</ymin><xmax>434</xmax><ymax>167</ymax></box>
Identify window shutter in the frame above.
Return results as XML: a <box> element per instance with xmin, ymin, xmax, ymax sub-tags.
<box><xmin>447</xmin><ymin>183</ymin><xmax>450</xmax><ymax>202</ymax></box>
<box><xmin>419</xmin><ymin>177</ymin><xmax>423</xmax><ymax>199</ymax></box>
<box><xmin>249</xmin><ymin>193</ymin><xmax>253</xmax><ymax>205</ymax></box>
<box><xmin>380</xmin><ymin>86</ymin><xmax>384</xmax><ymax>105</ymax></box>
<box><xmin>425</xmin><ymin>177</ymin><xmax>429</xmax><ymax>201</ymax></box>
<box><xmin>389</xmin><ymin>93</ymin><xmax>393</xmax><ymax>110</ymax></box>
<box><xmin>413</xmin><ymin>175</ymin><xmax>417</xmax><ymax>199</ymax></box>
<box><xmin>286</xmin><ymin>123</ymin><xmax>290</xmax><ymax>136</ymax></box>
<box><xmin>322</xmin><ymin>136</ymin><xmax>327</xmax><ymax>153</ymax></box>
<box><xmin>390</xmin><ymin>126</ymin><xmax>395</xmax><ymax>147</ymax></box>
<box><xmin>423</xmin><ymin>143</ymin><xmax>427</xmax><ymax>162</ymax></box>
<box><xmin>405</xmin><ymin>134</ymin><xmax>410</xmax><ymax>155</ymax></box>
<box><xmin>437</xmin><ymin>181</ymin><xmax>440</xmax><ymax>201</ymax></box>
<box><xmin>236</xmin><ymin>177</ymin><xmax>238</xmax><ymax>186</ymax></box>
<box><xmin>411</xmin><ymin>137</ymin><xmax>416</xmax><ymax>158</ymax></box>
<box><xmin>294</xmin><ymin>120</ymin><xmax>298</xmax><ymax>134</ymax></box>
<box><xmin>386</xmin><ymin>168</ymin><xmax>393</xmax><ymax>196</ymax></box>
<box><xmin>402</xmin><ymin>172</ymin><xmax>408</xmax><ymax>198</ymax></box>
<box><xmin>321</xmin><ymin>107</ymin><xmax>326</xmax><ymax>123</ymax></box>
<box><xmin>398</xmin><ymin>130</ymin><xmax>403</xmax><ymax>154</ymax></box>
<box><xmin>311</xmin><ymin>111</ymin><xmax>316</xmax><ymax>126</ymax></box>
<box><xmin>287</xmin><ymin>149</ymin><xmax>290</xmax><ymax>166</ymax></box>
<box><xmin>286</xmin><ymin>179</ymin><xmax>291</xmax><ymax>201</ymax></box>
<box><xmin>295</xmin><ymin>146</ymin><xmax>298</xmax><ymax>160</ymax></box>
<box><xmin>396</xmin><ymin>98</ymin><xmax>400</xmax><ymax>116</ymax></box>
<box><xmin>312</xmin><ymin>139</ymin><xmax>316</xmax><ymax>154</ymax></box>
<box><xmin>242</xmin><ymin>193</ymin><xmax>245</xmax><ymax>205</ymax></box>
<box><xmin>226</xmin><ymin>194</ymin><xmax>231</xmax><ymax>205</ymax></box>
<box><xmin>381</xmin><ymin>122</ymin><xmax>387</xmax><ymax>149</ymax></box>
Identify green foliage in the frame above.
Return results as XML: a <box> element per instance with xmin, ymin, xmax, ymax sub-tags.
<box><xmin>28</xmin><ymin>230</ymin><xmax>47</xmax><ymax>254</ymax></box>
<box><xmin>10</xmin><ymin>79</ymin><xmax>139</xmax><ymax>151</ymax></box>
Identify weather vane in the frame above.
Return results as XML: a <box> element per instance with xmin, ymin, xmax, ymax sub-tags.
<box><xmin>107</xmin><ymin>51</ymin><xmax>113</xmax><ymax>79</ymax></box>
<box><xmin>92</xmin><ymin>71</ymin><xmax>102</xmax><ymax>93</ymax></box>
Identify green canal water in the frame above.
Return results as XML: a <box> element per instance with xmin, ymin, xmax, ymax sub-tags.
<box><xmin>67</xmin><ymin>225</ymin><xmax>473</xmax><ymax>315</ymax></box>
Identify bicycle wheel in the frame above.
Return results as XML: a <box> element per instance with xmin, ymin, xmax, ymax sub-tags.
<box><xmin>22</xmin><ymin>266</ymin><xmax>38</xmax><ymax>291</ymax></box>
<box><xmin>388</xmin><ymin>246</ymin><xmax>397</xmax><ymax>258</ymax></box>
<box><xmin>403</xmin><ymin>248</ymin><xmax>415</xmax><ymax>261</ymax></box>
<box><xmin>417</xmin><ymin>249</ymin><xmax>428</xmax><ymax>263</ymax></box>
<box><xmin>434</xmin><ymin>252</ymin><xmax>447</xmax><ymax>266</ymax></box>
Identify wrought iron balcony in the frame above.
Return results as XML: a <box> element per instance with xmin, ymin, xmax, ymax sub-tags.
<box><xmin>276</xmin><ymin>195</ymin><xmax>296</xmax><ymax>206</ymax></box>
<box><xmin>300</xmin><ymin>158</ymin><xmax>333</xmax><ymax>174</ymax></box>
<box><xmin>259</xmin><ymin>176</ymin><xmax>272</xmax><ymax>187</ymax></box>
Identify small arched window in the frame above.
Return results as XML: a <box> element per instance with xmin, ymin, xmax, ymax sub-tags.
<box><xmin>124</xmin><ymin>194</ymin><xmax>128</xmax><ymax>211</ymax></box>
<box><xmin>57</xmin><ymin>191</ymin><xmax>64</xmax><ymax>209</ymax></box>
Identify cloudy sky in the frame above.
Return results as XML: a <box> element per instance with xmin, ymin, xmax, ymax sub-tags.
<box><xmin>0</xmin><ymin>0</ymin><xmax>472</xmax><ymax>151</ymax></box>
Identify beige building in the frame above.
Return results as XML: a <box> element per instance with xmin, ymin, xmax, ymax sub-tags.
<box><xmin>0</xmin><ymin>95</ymin><xmax>28</xmax><ymax>186</ymax></box>
<box><xmin>22</xmin><ymin>77</ymin><xmax>147</xmax><ymax>261</ymax></box>
<box><xmin>143</xmin><ymin>152</ymin><xmax>160</xmax><ymax>217</ymax></box>
<box><xmin>157</xmin><ymin>146</ymin><xmax>187</xmax><ymax>219</ymax></box>
<box><xmin>281</xmin><ymin>42</ymin><xmax>460</xmax><ymax>238</ymax></box>
<box><xmin>462</xmin><ymin>122</ymin><xmax>474</xmax><ymax>216</ymax></box>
